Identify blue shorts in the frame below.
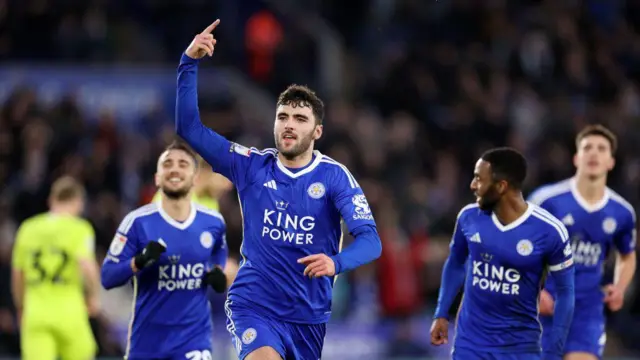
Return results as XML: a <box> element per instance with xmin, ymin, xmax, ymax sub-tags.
<box><xmin>225</xmin><ymin>299</ymin><xmax>326</xmax><ymax>360</ymax></box>
<box><xmin>453</xmin><ymin>348</ymin><xmax>540</xmax><ymax>360</ymax></box>
<box><xmin>541</xmin><ymin>315</ymin><xmax>605</xmax><ymax>359</ymax></box>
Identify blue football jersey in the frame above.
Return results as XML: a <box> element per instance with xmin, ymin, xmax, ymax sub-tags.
<box><xmin>219</xmin><ymin>145</ymin><xmax>375</xmax><ymax>324</ymax></box>
<box><xmin>529</xmin><ymin>178</ymin><xmax>637</xmax><ymax>304</ymax></box>
<box><xmin>101</xmin><ymin>202</ymin><xmax>228</xmax><ymax>359</ymax></box>
<box><xmin>451</xmin><ymin>202</ymin><xmax>573</xmax><ymax>353</ymax></box>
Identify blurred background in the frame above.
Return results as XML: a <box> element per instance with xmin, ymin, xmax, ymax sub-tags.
<box><xmin>1</xmin><ymin>0</ymin><xmax>640</xmax><ymax>359</ymax></box>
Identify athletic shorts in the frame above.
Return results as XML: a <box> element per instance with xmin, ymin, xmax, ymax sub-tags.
<box><xmin>541</xmin><ymin>315</ymin><xmax>605</xmax><ymax>359</ymax></box>
<box><xmin>21</xmin><ymin>316</ymin><xmax>96</xmax><ymax>360</ymax></box>
<box><xmin>225</xmin><ymin>299</ymin><xmax>326</xmax><ymax>360</ymax></box>
<box><xmin>453</xmin><ymin>347</ymin><xmax>540</xmax><ymax>360</ymax></box>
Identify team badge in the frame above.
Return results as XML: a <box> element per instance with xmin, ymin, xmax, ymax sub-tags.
<box><xmin>200</xmin><ymin>231</ymin><xmax>213</xmax><ymax>248</ymax></box>
<box><xmin>242</xmin><ymin>328</ymin><xmax>257</xmax><ymax>344</ymax></box>
<box><xmin>516</xmin><ymin>239</ymin><xmax>533</xmax><ymax>256</ymax></box>
<box><xmin>109</xmin><ymin>234</ymin><xmax>127</xmax><ymax>256</ymax></box>
<box><xmin>602</xmin><ymin>217</ymin><xmax>617</xmax><ymax>234</ymax></box>
<box><xmin>307</xmin><ymin>182</ymin><xmax>326</xmax><ymax>199</ymax></box>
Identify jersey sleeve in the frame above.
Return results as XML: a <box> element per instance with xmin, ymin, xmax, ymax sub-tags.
<box><xmin>100</xmin><ymin>213</ymin><xmax>142</xmax><ymax>289</ymax></box>
<box><xmin>73</xmin><ymin>220</ymin><xmax>96</xmax><ymax>261</ymax></box>
<box><xmin>613</xmin><ymin>209</ymin><xmax>637</xmax><ymax>255</ymax></box>
<box><xmin>210</xmin><ymin>222</ymin><xmax>229</xmax><ymax>269</ymax></box>
<box><xmin>328</xmin><ymin>164</ymin><xmax>382</xmax><ymax>274</ymax></box>
<box><xmin>175</xmin><ymin>53</ymin><xmax>255</xmax><ymax>190</ymax></box>
<box><xmin>11</xmin><ymin>221</ymin><xmax>30</xmax><ymax>271</ymax></box>
<box><xmin>449</xmin><ymin>208</ymin><xmax>470</xmax><ymax>263</ymax></box>
<box><xmin>330</xmin><ymin>166</ymin><xmax>376</xmax><ymax>232</ymax></box>
<box><xmin>546</xmin><ymin>223</ymin><xmax>574</xmax><ymax>275</ymax></box>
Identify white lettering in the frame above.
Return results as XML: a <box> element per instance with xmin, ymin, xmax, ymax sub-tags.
<box><xmin>157</xmin><ymin>263</ymin><xmax>206</xmax><ymax>291</ymax></box>
<box><xmin>262</xmin><ymin>209</ymin><xmax>316</xmax><ymax>245</ymax></box>
<box><xmin>572</xmin><ymin>240</ymin><xmax>601</xmax><ymax>266</ymax></box>
<box><xmin>471</xmin><ymin>260</ymin><xmax>520</xmax><ymax>295</ymax></box>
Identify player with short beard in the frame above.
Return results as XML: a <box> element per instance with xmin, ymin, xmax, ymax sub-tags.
<box><xmin>175</xmin><ymin>19</ymin><xmax>382</xmax><ymax>360</ymax></box>
<box><xmin>431</xmin><ymin>147</ymin><xmax>575</xmax><ymax>360</ymax></box>
<box><xmin>101</xmin><ymin>142</ymin><xmax>229</xmax><ymax>360</ymax></box>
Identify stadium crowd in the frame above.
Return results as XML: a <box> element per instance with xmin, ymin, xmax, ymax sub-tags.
<box><xmin>1</xmin><ymin>0</ymin><xmax>640</xmax><ymax>358</ymax></box>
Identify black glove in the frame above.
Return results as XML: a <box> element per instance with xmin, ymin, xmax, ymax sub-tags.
<box><xmin>134</xmin><ymin>241</ymin><xmax>166</xmax><ymax>270</ymax></box>
<box><xmin>203</xmin><ymin>266</ymin><xmax>227</xmax><ymax>293</ymax></box>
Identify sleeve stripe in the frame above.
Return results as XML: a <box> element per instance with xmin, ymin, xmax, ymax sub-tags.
<box><xmin>549</xmin><ymin>258</ymin><xmax>574</xmax><ymax>272</ymax></box>
<box><xmin>250</xmin><ymin>147</ymin><xmax>277</xmax><ymax>156</ymax></box>
<box><xmin>531</xmin><ymin>207</ymin><xmax>569</xmax><ymax>242</ymax></box>
<box><xmin>195</xmin><ymin>205</ymin><xmax>226</xmax><ymax>224</ymax></box>
<box><xmin>609</xmin><ymin>190</ymin><xmax>637</xmax><ymax>222</ymax></box>
<box><xmin>118</xmin><ymin>204</ymin><xmax>159</xmax><ymax>235</ymax></box>
<box><xmin>457</xmin><ymin>203</ymin><xmax>479</xmax><ymax>219</ymax></box>
<box><xmin>528</xmin><ymin>179</ymin><xmax>571</xmax><ymax>205</ymax></box>
<box><xmin>319</xmin><ymin>157</ymin><xmax>360</xmax><ymax>188</ymax></box>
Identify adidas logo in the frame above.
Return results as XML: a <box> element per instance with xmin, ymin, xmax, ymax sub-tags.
<box><xmin>562</xmin><ymin>214</ymin><xmax>574</xmax><ymax>226</ymax></box>
<box><xmin>263</xmin><ymin>180</ymin><xmax>277</xmax><ymax>190</ymax></box>
<box><xmin>470</xmin><ymin>233</ymin><xmax>482</xmax><ymax>243</ymax></box>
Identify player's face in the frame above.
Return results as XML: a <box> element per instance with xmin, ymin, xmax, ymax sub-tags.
<box><xmin>573</xmin><ymin>135</ymin><xmax>615</xmax><ymax>180</ymax></box>
<box><xmin>274</xmin><ymin>104</ymin><xmax>322</xmax><ymax>159</ymax></box>
<box><xmin>155</xmin><ymin>150</ymin><xmax>197</xmax><ymax>199</ymax></box>
<box><xmin>470</xmin><ymin>159</ymin><xmax>504</xmax><ymax>211</ymax></box>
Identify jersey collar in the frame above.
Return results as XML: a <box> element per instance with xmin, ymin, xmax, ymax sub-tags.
<box><xmin>157</xmin><ymin>200</ymin><xmax>197</xmax><ymax>230</ymax></box>
<box><xmin>491</xmin><ymin>202</ymin><xmax>534</xmax><ymax>232</ymax></box>
<box><xmin>569</xmin><ymin>177</ymin><xmax>610</xmax><ymax>213</ymax></box>
<box><xmin>275</xmin><ymin>150</ymin><xmax>323</xmax><ymax>179</ymax></box>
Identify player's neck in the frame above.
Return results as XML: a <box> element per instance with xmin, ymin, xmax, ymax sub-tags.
<box><xmin>494</xmin><ymin>194</ymin><xmax>528</xmax><ymax>225</ymax></box>
<box><xmin>161</xmin><ymin>196</ymin><xmax>193</xmax><ymax>222</ymax></box>
<box><xmin>278</xmin><ymin>148</ymin><xmax>314</xmax><ymax>169</ymax></box>
<box><xmin>49</xmin><ymin>207</ymin><xmax>77</xmax><ymax>217</ymax></box>
<box><xmin>574</xmin><ymin>175</ymin><xmax>607</xmax><ymax>204</ymax></box>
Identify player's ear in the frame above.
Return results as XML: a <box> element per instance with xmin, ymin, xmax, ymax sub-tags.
<box><xmin>607</xmin><ymin>155</ymin><xmax>615</xmax><ymax>171</ymax></box>
<box><xmin>154</xmin><ymin>172</ymin><xmax>160</xmax><ymax>187</ymax></box>
<box><xmin>313</xmin><ymin>124</ymin><xmax>323</xmax><ymax>141</ymax></box>
<box><xmin>572</xmin><ymin>153</ymin><xmax>579</xmax><ymax>169</ymax></box>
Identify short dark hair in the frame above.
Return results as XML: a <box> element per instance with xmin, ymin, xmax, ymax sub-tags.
<box><xmin>575</xmin><ymin>124</ymin><xmax>617</xmax><ymax>154</ymax></box>
<box><xmin>277</xmin><ymin>84</ymin><xmax>324</xmax><ymax>125</ymax></box>
<box><xmin>165</xmin><ymin>140</ymin><xmax>199</xmax><ymax>168</ymax></box>
<box><xmin>480</xmin><ymin>147</ymin><xmax>528</xmax><ymax>190</ymax></box>
<box><xmin>50</xmin><ymin>176</ymin><xmax>85</xmax><ymax>202</ymax></box>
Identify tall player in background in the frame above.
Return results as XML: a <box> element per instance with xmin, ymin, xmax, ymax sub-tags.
<box><xmin>176</xmin><ymin>20</ymin><xmax>382</xmax><ymax>360</ymax></box>
<box><xmin>101</xmin><ymin>142</ymin><xmax>229</xmax><ymax>360</ymax></box>
<box><xmin>431</xmin><ymin>148</ymin><xmax>575</xmax><ymax>360</ymax></box>
<box><xmin>529</xmin><ymin>125</ymin><xmax>637</xmax><ymax>360</ymax></box>
<box><xmin>11</xmin><ymin>176</ymin><xmax>100</xmax><ymax>360</ymax></box>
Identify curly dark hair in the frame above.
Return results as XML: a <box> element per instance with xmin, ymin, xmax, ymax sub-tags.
<box><xmin>277</xmin><ymin>84</ymin><xmax>325</xmax><ymax>125</ymax></box>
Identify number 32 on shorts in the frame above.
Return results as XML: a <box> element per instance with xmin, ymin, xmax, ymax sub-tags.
<box><xmin>185</xmin><ymin>350</ymin><xmax>212</xmax><ymax>360</ymax></box>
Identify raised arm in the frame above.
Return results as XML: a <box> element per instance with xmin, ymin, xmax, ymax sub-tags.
<box><xmin>176</xmin><ymin>19</ymin><xmax>254</xmax><ymax>189</ymax></box>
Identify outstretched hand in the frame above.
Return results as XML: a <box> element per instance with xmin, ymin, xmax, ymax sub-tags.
<box><xmin>298</xmin><ymin>254</ymin><xmax>336</xmax><ymax>278</ymax></box>
<box><xmin>186</xmin><ymin>19</ymin><xmax>220</xmax><ymax>59</ymax></box>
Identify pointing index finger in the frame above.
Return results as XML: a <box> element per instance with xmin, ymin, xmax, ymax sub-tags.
<box><xmin>202</xmin><ymin>19</ymin><xmax>220</xmax><ymax>34</ymax></box>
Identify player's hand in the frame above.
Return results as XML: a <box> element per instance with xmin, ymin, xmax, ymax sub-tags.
<box><xmin>538</xmin><ymin>289</ymin><xmax>555</xmax><ymax>316</ymax></box>
<box><xmin>430</xmin><ymin>318</ymin><xmax>449</xmax><ymax>345</ymax></box>
<box><xmin>203</xmin><ymin>266</ymin><xmax>227</xmax><ymax>293</ymax></box>
<box><xmin>134</xmin><ymin>241</ymin><xmax>167</xmax><ymax>270</ymax></box>
<box><xmin>604</xmin><ymin>284</ymin><xmax>625</xmax><ymax>311</ymax></box>
<box><xmin>298</xmin><ymin>254</ymin><xmax>336</xmax><ymax>278</ymax></box>
<box><xmin>185</xmin><ymin>19</ymin><xmax>220</xmax><ymax>59</ymax></box>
